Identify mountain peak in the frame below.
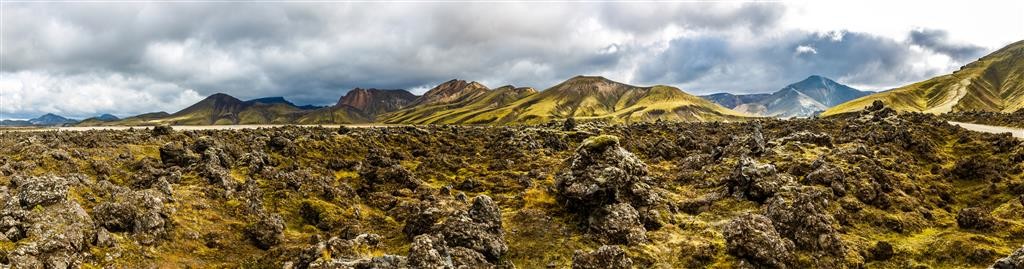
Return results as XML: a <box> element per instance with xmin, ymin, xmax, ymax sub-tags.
<box><xmin>246</xmin><ymin>97</ymin><xmax>291</xmax><ymax>105</ymax></box>
<box><xmin>567</xmin><ymin>75</ymin><xmax>614</xmax><ymax>83</ymax></box>
<box><xmin>28</xmin><ymin>113</ymin><xmax>77</xmax><ymax>126</ymax></box>
<box><xmin>804</xmin><ymin>74</ymin><xmax>826</xmax><ymax>80</ymax></box>
<box><xmin>338</xmin><ymin>88</ymin><xmax>417</xmax><ymax>116</ymax></box>
<box><xmin>791</xmin><ymin>75</ymin><xmax>837</xmax><ymax>87</ymax></box>
<box><xmin>203</xmin><ymin>93</ymin><xmax>243</xmax><ymax>104</ymax></box>
<box><xmin>96</xmin><ymin>114</ymin><xmax>119</xmax><ymax>121</ymax></box>
<box><xmin>411</xmin><ymin>79</ymin><xmax>490</xmax><ymax>106</ymax></box>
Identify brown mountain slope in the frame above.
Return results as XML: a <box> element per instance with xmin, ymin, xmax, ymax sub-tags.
<box><xmin>380</xmin><ymin>84</ymin><xmax>537</xmax><ymax>124</ymax></box>
<box><xmin>336</xmin><ymin>88</ymin><xmax>417</xmax><ymax>118</ymax></box>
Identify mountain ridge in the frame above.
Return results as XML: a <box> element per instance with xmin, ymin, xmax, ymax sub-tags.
<box><xmin>824</xmin><ymin>40</ymin><xmax>1024</xmax><ymax>116</ymax></box>
<box><xmin>702</xmin><ymin>75</ymin><xmax>871</xmax><ymax>117</ymax></box>
<box><xmin>69</xmin><ymin>76</ymin><xmax>756</xmax><ymax>126</ymax></box>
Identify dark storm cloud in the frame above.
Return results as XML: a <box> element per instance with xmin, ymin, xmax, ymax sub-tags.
<box><xmin>909</xmin><ymin>29</ymin><xmax>987</xmax><ymax>61</ymax></box>
<box><xmin>7</xmin><ymin>2</ymin><xmax>787</xmax><ymax>118</ymax></box>
<box><xmin>636</xmin><ymin>30</ymin><xmax>983</xmax><ymax>94</ymax></box>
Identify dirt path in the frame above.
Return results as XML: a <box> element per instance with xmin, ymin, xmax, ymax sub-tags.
<box><xmin>948</xmin><ymin>121</ymin><xmax>1024</xmax><ymax>139</ymax></box>
<box><xmin>925</xmin><ymin>78</ymin><xmax>971</xmax><ymax>114</ymax></box>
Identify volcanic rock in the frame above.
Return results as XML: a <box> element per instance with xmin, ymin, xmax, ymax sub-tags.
<box><xmin>723</xmin><ymin>213</ymin><xmax>795</xmax><ymax>268</ymax></box>
<box><xmin>571</xmin><ymin>245</ymin><xmax>633</xmax><ymax>269</ymax></box>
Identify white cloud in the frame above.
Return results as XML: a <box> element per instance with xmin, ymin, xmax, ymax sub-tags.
<box><xmin>0</xmin><ymin>71</ymin><xmax>203</xmax><ymax>119</ymax></box>
<box><xmin>795</xmin><ymin>45</ymin><xmax>818</xmax><ymax>55</ymax></box>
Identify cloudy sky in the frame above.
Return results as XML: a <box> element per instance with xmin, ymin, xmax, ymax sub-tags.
<box><xmin>1</xmin><ymin>1</ymin><xmax>1022</xmax><ymax>119</ymax></box>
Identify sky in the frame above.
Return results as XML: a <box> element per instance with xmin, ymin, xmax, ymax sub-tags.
<box><xmin>1</xmin><ymin>1</ymin><xmax>1022</xmax><ymax>119</ymax></box>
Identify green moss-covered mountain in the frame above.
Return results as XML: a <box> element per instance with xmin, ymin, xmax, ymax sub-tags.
<box><xmin>80</xmin><ymin>75</ymin><xmax>751</xmax><ymax>126</ymax></box>
<box><xmin>416</xmin><ymin>76</ymin><xmax>748</xmax><ymax>124</ymax></box>
<box><xmin>83</xmin><ymin>94</ymin><xmax>330</xmax><ymax>126</ymax></box>
<box><xmin>824</xmin><ymin>40</ymin><xmax>1024</xmax><ymax>116</ymax></box>
<box><xmin>380</xmin><ymin>80</ymin><xmax>538</xmax><ymax>124</ymax></box>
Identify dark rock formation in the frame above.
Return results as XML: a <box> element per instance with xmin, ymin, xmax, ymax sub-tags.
<box><xmin>13</xmin><ymin>175</ymin><xmax>69</xmax><ymax>208</ymax></box>
<box><xmin>764</xmin><ymin>186</ymin><xmax>846</xmax><ymax>257</ymax></box>
<box><xmin>555</xmin><ymin>135</ymin><xmax>660</xmax><ymax>244</ymax></box>
<box><xmin>572</xmin><ymin>245</ymin><xmax>633</xmax><ymax>269</ymax></box>
<box><xmin>957</xmin><ymin>207</ymin><xmax>995</xmax><ymax>230</ymax></box>
<box><xmin>991</xmin><ymin>245</ymin><xmax>1024</xmax><ymax>269</ymax></box>
<box><xmin>246</xmin><ymin>213</ymin><xmax>285</xmax><ymax>250</ymax></box>
<box><xmin>723</xmin><ymin>213</ymin><xmax>794</xmax><ymax>268</ymax></box>
<box><xmin>436</xmin><ymin>195</ymin><xmax>507</xmax><ymax>261</ymax></box>
<box><xmin>159</xmin><ymin>142</ymin><xmax>197</xmax><ymax>167</ymax></box>
<box><xmin>92</xmin><ymin>188</ymin><xmax>174</xmax><ymax>244</ymax></box>
<box><xmin>587</xmin><ymin>203</ymin><xmax>647</xmax><ymax>245</ymax></box>
<box><xmin>725</xmin><ymin>156</ymin><xmax>795</xmax><ymax>203</ymax></box>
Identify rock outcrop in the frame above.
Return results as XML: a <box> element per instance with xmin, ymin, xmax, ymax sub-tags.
<box><xmin>572</xmin><ymin>245</ymin><xmax>633</xmax><ymax>269</ymax></box>
<box><xmin>723</xmin><ymin>213</ymin><xmax>795</xmax><ymax>268</ymax></box>
<box><xmin>555</xmin><ymin>135</ymin><xmax>660</xmax><ymax>245</ymax></box>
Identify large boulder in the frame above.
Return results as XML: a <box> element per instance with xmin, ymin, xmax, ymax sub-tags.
<box><xmin>92</xmin><ymin>188</ymin><xmax>174</xmax><ymax>244</ymax></box>
<box><xmin>725</xmin><ymin>156</ymin><xmax>795</xmax><ymax>203</ymax></box>
<box><xmin>991</xmin><ymin>245</ymin><xmax>1024</xmax><ymax>269</ymax></box>
<box><xmin>572</xmin><ymin>245</ymin><xmax>633</xmax><ymax>269</ymax></box>
<box><xmin>764</xmin><ymin>186</ymin><xmax>846</xmax><ymax>257</ymax></box>
<box><xmin>246</xmin><ymin>213</ymin><xmax>285</xmax><ymax>250</ymax></box>
<box><xmin>587</xmin><ymin>203</ymin><xmax>647</xmax><ymax>245</ymax></box>
<box><xmin>437</xmin><ymin>195</ymin><xmax>507</xmax><ymax>261</ymax></box>
<box><xmin>159</xmin><ymin>142</ymin><xmax>197</xmax><ymax>167</ymax></box>
<box><xmin>407</xmin><ymin>234</ymin><xmax>454</xmax><ymax>268</ymax></box>
<box><xmin>957</xmin><ymin>207</ymin><xmax>996</xmax><ymax>231</ymax></box>
<box><xmin>555</xmin><ymin>135</ymin><xmax>660</xmax><ymax>245</ymax></box>
<box><xmin>5</xmin><ymin>200</ymin><xmax>96</xmax><ymax>268</ymax></box>
<box><xmin>302</xmin><ymin>234</ymin><xmax>403</xmax><ymax>269</ymax></box>
<box><xmin>555</xmin><ymin>135</ymin><xmax>659</xmax><ymax>212</ymax></box>
<box><xmin>723</xmin><ymin>213</ymin><xmax>795</xmax><ymax>268</ymax></box>
<box><xmin>13</xmin><ymin>175</ymin><xmax>69</xmax><ymax>208</ymax></box>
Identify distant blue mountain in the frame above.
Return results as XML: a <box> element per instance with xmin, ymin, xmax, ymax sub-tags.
<box><xmin>0</xmin><ymin>119</ymin><xmax>32</xmax><ymax>126</ymax></box>
<box><xmin>701</xmin><ymin>75</ymin><xmax>872</xmax><ymax>118</ymax></box>
<box><xmin>28</xmin><ymin>113</ymin><xmax>78</xmax><ymax>126</ymax></box>
<box><xmin>245</xmin><ymin>97</ymin><xmax>322</xmax><ymax>110</ymax></box>
<box><xmin>96</xmin><ymin>114</ymin><xmax>120</xmax><ymax>121</ymax></box>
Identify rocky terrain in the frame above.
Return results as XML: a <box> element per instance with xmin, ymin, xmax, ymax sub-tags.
<box><xmin>1</xmin><ymin>102</ymin><xmax>1023</xmax><ymax>268</ymax></box>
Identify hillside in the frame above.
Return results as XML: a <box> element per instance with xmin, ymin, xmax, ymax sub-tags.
<box><xmin>76</xmin><ymin>114</ymin><xmax>120</xmax><ymax>126</ymax></box>
<box><xmin>447</xmin><ymin>76</ymin><xmax>748</xmax><ymax>124</ymax></box>
<box><xmin>704</xmin><ymin>75</ymin><xmax>871</xmax><ymax>117</ymax></box>
<box><xmin>336</xmin><ymin>88</ymin><xmax>417</xmax><ymax>119</ymax></box>
<box><xmin>293</xmin><ymin>105</ymin><xmax>372</xmax><ymax>125</ymax></box>
<box><xmin>824</xmin><ymin>40</ymin><xmax>1024</xmax><ymax>116</ymax></box>
<box><xmin>380</xmin><ymin>83</ymin><xmax>537</xmax><ymax>124</ymax></box>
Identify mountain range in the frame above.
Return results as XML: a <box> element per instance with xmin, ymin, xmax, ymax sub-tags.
<box><xmin>8</xmin><ymin>40</ymin><xmax>1024</xmax><ymax>127</ymax></box>
<box><xmin>75</xmin><ymin>76</ymin><xmax>749</xmax><ymax>126</ymax></box>
<box><xmin>701</xmin><ymin>75</ymin><xmax>872</xmax><ymax>117</ymax></box>
<box><xmin>824</xmin><ymin>40</ymin><xmax>1024</xmax><ymax>116</ymax></box>
<box><xmin>0</xmin><ymin>113</ymin><xmax>79</xmax><ymax>126</ymax></box>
